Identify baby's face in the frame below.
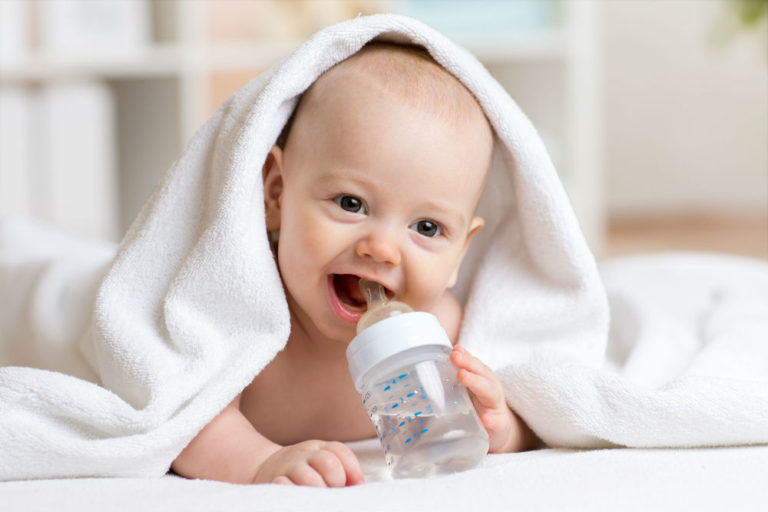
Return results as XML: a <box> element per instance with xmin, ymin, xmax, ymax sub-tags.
<box><xmin>264</xmin><ymin>72</ymin><xmax>491</xmax><ymax>344</ymax></box>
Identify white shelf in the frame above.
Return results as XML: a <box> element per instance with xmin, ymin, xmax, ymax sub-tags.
<box><xmin>0</xmin><ymin>46</ymin><xmax>185</xmax><ymax>83</ymax></box>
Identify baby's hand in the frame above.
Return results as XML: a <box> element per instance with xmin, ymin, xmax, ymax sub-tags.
<box><xmin>252</xmin><ymin>440</ymin><xmax>365</xmax><ymax>487</ymax></box>
<box><xmin>450</xmin><ymin>345</ymin><xmax>533</xmax><ymax>453</ymax></box>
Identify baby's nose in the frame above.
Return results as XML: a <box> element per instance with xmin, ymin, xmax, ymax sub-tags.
<box><xmin>355</xmin><ymin>229</ymin><xmax>401</xmax><ymax>266</ymax></box>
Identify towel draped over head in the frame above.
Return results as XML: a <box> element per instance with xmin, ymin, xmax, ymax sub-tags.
<box><xmin>0</xmin><ymin>14</ymin><xmax>607</xmax><ymax>479</ymax></box>
<box><xmin>19</xmin><ymin>13</ymin><xmax>743</xmax><ymax>480</ymax></box>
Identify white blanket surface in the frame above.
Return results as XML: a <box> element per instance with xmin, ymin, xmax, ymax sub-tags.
<box><xmin>4</xmin><ymin>441</ymin><xmax>768</xmax><ymax>512</ymax></box>
<box><xmin>506</xmin><ymin>252</ymin><xmax>768</xmax><ymax>449</ymax></box>
<box><xmin>1</xmin><ymin>13</ymin><xmax>767</xmax><ymax>483</ymax></box>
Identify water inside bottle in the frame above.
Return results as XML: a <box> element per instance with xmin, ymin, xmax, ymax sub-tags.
<box><xmin>364</xmin><ymin>362</ymin><xmax>489</xmax><ymax>478</ymax></box>
<box><xmin>372</xmin><ymin>410</ymin><xmax>488</xmax><ymax>478</ymax></box>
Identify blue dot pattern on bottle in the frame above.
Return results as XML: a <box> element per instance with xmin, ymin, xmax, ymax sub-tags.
<box><xmin>371</xmin><ymin>370</ymin><xmax>438</xmax><ymax>460</ymax></box>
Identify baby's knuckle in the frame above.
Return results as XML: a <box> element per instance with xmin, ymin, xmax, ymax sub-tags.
<box><xmin>325</xmin><ymin>440</ymin><xmax>350</xmax><ymax>452</ymax></box>
<box><xmin>311</xmin><ymin>451</ymin><xmax>340</xmax><ymax>472</ymax></box>
<box><xmin>330</xmin><ymin>441</ymin><xmax>357</xmax><ymax>460</ymax></box>
<box><xmin>299</xmin><ymin>439</ymin><xmax>324</xmax><ymax>450</ymax></box>
<box><xmin>272</xmin><ymin>475</ymin><xmax>293</xmax><ymax>486</ymax></box>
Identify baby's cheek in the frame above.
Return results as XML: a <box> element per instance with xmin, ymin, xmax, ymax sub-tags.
<box><xmin>408</xmin><ymin>287</ymin><xmax>449</xmax><ymax>319</ymax></box>
<box><xmin>411</xmin><ymin>261</ymin><xmax>455</xmax><ymax>301</ymax></box>
<box><xmin>286</xmin><ymin>208</ymin><xmax>330</xmax><ymax>253</ymax></box>
<box><xmin>301</xmin><ymin>230</ymin><xmax>326</xmax><ymax>253</ymax></box>
<box><xmin>304</xmin><ymin>219</ymin><xmax>344</xmax><ymax>256</ymax></box>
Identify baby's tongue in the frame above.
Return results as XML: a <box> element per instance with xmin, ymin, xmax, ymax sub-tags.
<box><xmin>336</xmin><ymin>275</ymin><xmax>366</xmax><ymax>307</ymax></box>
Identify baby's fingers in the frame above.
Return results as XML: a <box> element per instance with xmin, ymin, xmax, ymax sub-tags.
<box><xmin>283</xmin><ymin>464</ymin><xmax>327</xmax><ymax>487</ymax></box>
<box><xmin>457</xmin><ymin>368</ymin><xmax>504</xmax><ymax>409</ymax></box>
<box><xmin>320</xmin><ymin>441</ymin><xmax>365</xmax><ymax>486</ymax></box>
<box><xmin>450</xmin><ymin>346</ymin><xmax>493</xmax><ymax>378</ymax></box>
<box><xmin>451</xmin><ymin>347</ymin><xmax>505</xmax><ymax>408</ymax></box>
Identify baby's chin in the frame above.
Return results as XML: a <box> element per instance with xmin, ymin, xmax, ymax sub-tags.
<box><xmin>288</xmin><ymin>301</ymin><xmax>360</xmax><ymax>348</ymax></box>
<box><xmin>314</xmin><ymin>321</ymin><xmax>359</xmax><ymax>348</ymax></box>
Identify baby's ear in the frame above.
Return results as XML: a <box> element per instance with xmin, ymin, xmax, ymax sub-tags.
<box><xmin>447</xmin><ymin>216</ymin><xmax>484</xmax><ymax>288</ymax></box>
<box><xmin>262</xmin><ymin>146</ymin><xmax>284</xmax><ymax>231</ymax></box>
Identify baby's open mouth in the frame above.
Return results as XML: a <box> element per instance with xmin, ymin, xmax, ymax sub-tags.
<box><xmin>332</xmin><ymin>274</ymin><xmax>393</xmax><ymax>310</ymax></box>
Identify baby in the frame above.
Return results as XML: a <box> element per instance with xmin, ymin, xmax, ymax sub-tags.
<box><xmin>171</xmin><ymin>42</ymin><xmax>536</xmax><ymax>487</ymax></box>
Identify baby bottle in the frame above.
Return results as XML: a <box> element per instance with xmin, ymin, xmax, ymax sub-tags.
<box><xmin>346</xmin><ymin>279</ymin><xmax>489</xmax><ymax>478</ymax></box>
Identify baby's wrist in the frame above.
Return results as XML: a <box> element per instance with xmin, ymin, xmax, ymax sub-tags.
<box><xmin>504</xmin><ymin>409</ymin><xmax>537</xmax><ymax>452</ymax></box>
<box><xmin>249</xmin><ymin>443</ymin><xmax>284</xmax><ymax>483</ymax></box>
<box><xmin>488</xmin><ymin>407</ymin><xmax>526</xmax><ymax>453</ymax></box>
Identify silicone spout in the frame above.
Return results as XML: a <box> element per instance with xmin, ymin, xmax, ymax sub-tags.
<box><xmin>356</xmin><ymin>279</ymin><xmax>413</xmax><ymax>334</ymax></box>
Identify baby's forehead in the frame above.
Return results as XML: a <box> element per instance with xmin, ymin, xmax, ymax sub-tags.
<box><xmin>305</xmin><ymin>42</ymin><xmax>490</xmax><ymax>131</ymax></box>
<box><xmin>284</xmin><ymin>43</ymin><xmax>493</xmax><ymax>208</ymax></box>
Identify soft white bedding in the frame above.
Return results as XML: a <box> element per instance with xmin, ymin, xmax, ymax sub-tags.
<box><xmin>4</xmin><ymin>440</ymin><xmax>767</xmax><ymax>512</ymax></box>
<box><xmin>2</xmin><ymin>240</ymin><xmax>766</xmax><ymax>510</ymax></box>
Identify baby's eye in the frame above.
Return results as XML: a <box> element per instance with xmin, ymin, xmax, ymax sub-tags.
<box><xmin>334</xmin><ymin>195</ymin><xmax>367</xmax><ymax>214</ymax></box>
<box><xmin>410</xmin><ymin>220</ymin><xmax>441</xmax><ymax>238</ymax></box>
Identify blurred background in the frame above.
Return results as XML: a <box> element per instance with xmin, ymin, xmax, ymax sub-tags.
<box><xmin>0</xmin><ymin>0</ymin><xmax>766</xmax><ymax>260</ymax></box>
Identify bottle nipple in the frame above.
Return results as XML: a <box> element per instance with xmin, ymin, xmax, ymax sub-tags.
<box><xmin>356</xmin><ymin>279</ymin><xmax>413</xmax><ymax>334</ymax></box>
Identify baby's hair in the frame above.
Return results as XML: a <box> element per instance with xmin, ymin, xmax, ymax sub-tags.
<box><xmin>275</xmin><ymin>41</ymin><xmax>488</xmax><ymax>150</ymax></box>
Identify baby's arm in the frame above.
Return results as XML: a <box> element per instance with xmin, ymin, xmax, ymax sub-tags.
<box><xmin>171</xmin><ymin>394</ymin><xmax>365</xmax><ymax>486</ymax></box>
<box><xmin>450</xmin><ymin>346</ymin><xmax>538</xmax><ymax>452</ymax></box>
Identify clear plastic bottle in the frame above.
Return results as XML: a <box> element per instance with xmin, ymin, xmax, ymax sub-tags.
<box><xmin>346</xmin><ymin>279</ymin><xmax>489</xmax><ymax>478</ymax></box>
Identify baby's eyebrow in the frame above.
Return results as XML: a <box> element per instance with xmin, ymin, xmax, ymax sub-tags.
<box><xmin>315</xmin><ymin>169</ymin><xmax>369</xmax><ymax>187</ymax></box>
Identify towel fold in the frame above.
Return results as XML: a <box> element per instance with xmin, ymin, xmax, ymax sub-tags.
<box><xmin>503</xmin><ymin>252</ymin><xmax>768</xmax><ymax>448</ymax></box>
